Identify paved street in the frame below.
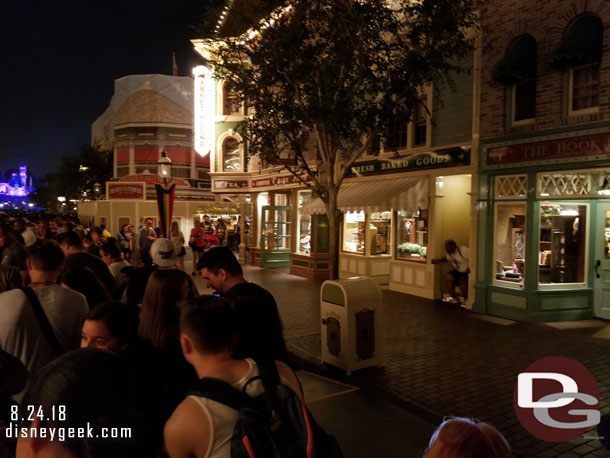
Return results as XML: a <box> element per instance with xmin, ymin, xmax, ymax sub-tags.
<box><xmin>194</xmin><ymin>264</ymin><xmax>610</xmax><ymax>458</ymax></box>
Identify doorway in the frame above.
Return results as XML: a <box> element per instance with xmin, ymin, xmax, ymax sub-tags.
<box><xmin>594</xmin><ymin>202</ymin><xmax>610</xmax><ymax>319</ymax></box>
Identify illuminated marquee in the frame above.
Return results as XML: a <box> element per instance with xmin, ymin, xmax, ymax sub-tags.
<box><xmin>193</xmin><ymin>65</ymin><xmax>215</xmax><ymax>157</ymax></box>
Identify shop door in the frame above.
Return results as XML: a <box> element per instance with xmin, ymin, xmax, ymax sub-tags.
<box><xmin>594</xmin><ymin>202</ymin><xmax>610</xmax><ymax>319</ymax></box>
<box><xmin>260</xmin><ymin>205</ymin><xmax>291</xmax><ymax>268</ymax></box>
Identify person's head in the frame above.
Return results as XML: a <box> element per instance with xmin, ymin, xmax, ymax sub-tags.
<box><xmin>81</xmin><ymin>301</ymin><xmax>139</xmax><ymax>353</ymax></box>
<box><xmin>193</xmin><ymin>219</ymin><xmax>200</xmax><ymax>228</ymax></box>
<box><xmin>0</xmin><ymin>223</ymin><xmax>16</xmax><ymax>248</ymax></box>
<box><xmin>139</xmin><ymin>269</ymin><xmax>190</xmax><ymax>350</ymax></box>
<box><xmin>150</xmin><ymin>238</ymin><xmax>177</xmax><ymax>267</ymax></box>
<box><xmin>60</xmin><ymin>267</ymin><xmax>111</xmax><ymax>309</ymax></box>
<box><xmin>424</xmin><ymin>417</ymin><xmax>512</xmax><ymax>458</ymax></box>
<box><xmin>57</xmin><ymin>230</ymin><xmax>83</xmax><ymax>255</ymax></box>
<box><xmin>170</xmin><ymin>221</ymin><xmax>179</xmax><ymax>236</ymax></box>
<box><xmin>90</xmin><ymin>227</ymin><xmax>103</xmax><ymax>242</ymax></box>
<box><xmin>62</xmin><ymin>220</ymin><xmax>75</xmax><ymax>232</ymax></box>
<box><xmin>120</xmin><ymin>223</ymin><xmax>129</xmax><ymax>234</ymax></box>
<box><xmin>145</xmin><ymin>218</ymin><xmax>153</xmax><ymax>228</ymax></box>
<box><xmin>48</xmin><ymin>219</ymin><xmax>57</xmax><ymax>230</ymax></box>
<box><xmin>179</xmin><ymin>295</ymin><xmax>235</xmax><ymax>364</ymax></box>
<box><xmin>100</xmin><ymin>238</ymin><xmax>122</xmax><ymax>265</ymax></box>
<box><xmin>26</xmin><ymin>241</ymin><xmax>65</xmax><ymax>274</ymax></box>
<box><xmin>17</xmin><ymin>348</ymin><xmax>162</xmax><ymax>458</ymax></box>
<box><xmin>13</xmin><ymin>218</ymin><xmax>27</xmax><ymax>234</ymax></box>
<box><xmin>445</xmin><ymin>239</ymin><xmax>458</xmax><ymax>255</ymax></box>
<box><xmin>203</xmin><ymin>215</ymin><xmax>210</xmax><ymax>222</ymax></box>
<box><xmin>196</xmin><ymin>246</ymin><xmax>244</xmax><ymax>295</ymax></box>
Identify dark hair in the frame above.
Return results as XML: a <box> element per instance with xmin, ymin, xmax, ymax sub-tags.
<box><xmin>0</xmin><ymin>223</ymin><xmax>14</xmax><ymax>236</ymax></box>
<box><xmin>445</xmin><ymin>239</ymin><xmax>458</xmax><ymax>248</ymax></box>
<box><xmin>26</xmin><ymin>241</ymin><xmax>65</xmax><ymax>271</ymax></box>
<box><xmin>62</xmin><ymin>220</ymin><xmax>75</xmax><ymax>231</ymax></box>
<box><xmin>100</xmin><ymin>237</ymin><xmax>122</xmax><ymax>260</ymax></box>
<box><xmin>21</xmin><ymin>348</ymin><xmax>162</xmax><ymax>458</ymax></box>
<box><xmin>57</xmin><ymin>230</ymin><xmax>83</xmax><ymax>249</ymax></box>
<box><xmin>60</xmin><ymin>267</ymin><xmax>111</xmax><ymax>309</ymax></box>
<box><xmin>180</xmin><ymin>295</ymin><xmax>235</xmax><ymax>353</ymax></box>
<box><xmin>196</xmin><ymin>246</ymin><xmax>243</xmax><ymax>276</ymax></box>
<box><xmin>91</xmin><ymin>227</ymin><xmax>103</xmax><ymax>237</ymax></box>
<box><xmin>139</xmin><ymin>269</ymin><xmax>189</xmax><ymax>351</ymax></box>
<box><xmin>85</xmin><ymin>301</ymin><xmax>139</xmax><ymax>347</ymax></box>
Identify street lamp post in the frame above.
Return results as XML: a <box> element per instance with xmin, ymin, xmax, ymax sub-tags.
<box><xmin>155</xmin><ymin>151</ymin><xmax>175</xmax><ymax>238</ymax></box>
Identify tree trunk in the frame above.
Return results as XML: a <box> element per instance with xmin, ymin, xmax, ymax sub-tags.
<box><xmin>325</xmin><ymin>186</ymin><xmax>342</xmax><ymax>280</ymax></box>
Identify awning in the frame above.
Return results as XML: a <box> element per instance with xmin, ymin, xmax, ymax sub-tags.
<box><xmin>300</xmin><ymin>177</ymin><xmax>428</xmax><ymax>214</ymax></box>
<box><xmin>550</xmin><ymin>15</ymin><xmax>603</xmax><ymax>68</ymax></box>
<box><xmin>491</xmin><ymin>34</ymin><xmax>537</xmax><ymax>83</ymax></box>
<box><xmin>195</xmin><ymin>205</ymin><xmax>240</xmax><ymax>215</ymax></box>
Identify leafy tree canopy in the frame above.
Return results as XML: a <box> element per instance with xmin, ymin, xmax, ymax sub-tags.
<box><xmin>204</xmin><ymin>0</ymin><xmax>478</xmax><ymax>277</ymax></box>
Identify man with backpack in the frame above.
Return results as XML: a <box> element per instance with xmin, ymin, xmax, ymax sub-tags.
<box><xmin>0</xmin><ymin>241</ymin><xmax>88</xmax><ymax>400</ymax></box>
<box><xmin>164</xmin><ymin>295</ymin><xmax>342</xmax><ymax>458</ymax></box>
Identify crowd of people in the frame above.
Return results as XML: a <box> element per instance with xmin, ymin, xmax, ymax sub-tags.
<box><xmin>0</xmin><ymin>211</ymin><xmax>513</xmax><ymax>457</ymax></box>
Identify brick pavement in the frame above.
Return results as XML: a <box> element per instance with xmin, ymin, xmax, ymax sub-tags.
<box><xmin>229</xmin><ymin>266</ymin><xmax>610</xmax><ymax>458</ymax></box>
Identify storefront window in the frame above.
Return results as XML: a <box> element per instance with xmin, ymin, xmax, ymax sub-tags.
<box><xmin>369</xmin><ymin>212</ymin><xmax>392</xmax><ymax>255</ymax></box>
<box><xmin>493</xmin><ymin>203</ymin><xmax>526</xmax><ymax>286</ymax></box>
<box><xmin>539</xmin><ymin>203</ymin><xmax>587</xmax><ymax>285</ymax></box>
<box><xmin>297</xmin><ymin>191</ymin><xmax>312</xmax><ymax>254</ymax></box>
<box><xmin>343</xmin><ymin>211</ymin><xmax>365</xmax><ymax>254</ymax></box>
<box><xmin>396</xmin><ymin>209</ymin><xmax>428</xmax><ymax>261</ymax></box>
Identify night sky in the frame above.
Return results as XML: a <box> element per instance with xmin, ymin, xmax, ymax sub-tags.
<box><xmin>0</xmin><ymin>0</ymin><xmax>209</xmax><ymax>178</ymax></box>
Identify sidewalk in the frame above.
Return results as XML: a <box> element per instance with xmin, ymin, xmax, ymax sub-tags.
<box><xmin>203</xmin><ymin>265</ymin><xmax>610</xmax><ymax>458</ymax></box>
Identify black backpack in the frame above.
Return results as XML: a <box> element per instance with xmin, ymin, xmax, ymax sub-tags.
<box><xmin>187</xmin><ymin>360</ymin><xmax>343</xmax><ymax>458</ymax></box>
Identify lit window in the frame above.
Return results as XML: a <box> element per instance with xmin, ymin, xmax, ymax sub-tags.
<box><xmin>570</xmin><ymin>64</ymin><xmax>600</xmax><ymax>113</ymax></box>
<box><xmin>223</xmin><ymin>82</ymin><xmax>241</xmax><ymax>116</ymax></box>
<box><xmin>493</xmin><ymin>203</ymin><xmax>526</xmax><ymax>287</ymax></box>
<box><xmin>222</xmin><ymin>137</ymin><xmax>241</xmax><ymax>172</ymax></box>
<box><xmin>539</xmin><ymin>203</ymin><xmax>588</xmax><ymax>285</ymax></box>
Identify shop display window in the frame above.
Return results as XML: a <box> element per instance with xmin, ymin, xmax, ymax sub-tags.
<box><xmin>297</xmin><ymin>191</ymin><xmax>312</xmax><ymax>254</ymax></box>
<box><xmin>538</xmin><ymin>203</ymin><xmax>587</xmax><ymax>285</ymax></box>
<box><xmin>343</xmin><ymin>211</ymin><xmax>365</xmax><ymax>254</ymax></box>
<box><xmin>493</xmin><ymin>203</ymin><xmax>526</xmax><ymax>286</ymax></box>
<box><xmin>396</xmin><ymin>209</ymin><xmax>427</xmax><ymax>261</ymax></box>
<box><xmin>369</xmin><ymin>212</ymin><xmax>392</xmax><ymax>255</ymax></box>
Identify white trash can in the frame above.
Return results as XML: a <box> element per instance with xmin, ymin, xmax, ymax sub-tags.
<box><xmin>320</xmin><ymin>276</ymin><xmax>382</xmax><ymax>375</ymax></box>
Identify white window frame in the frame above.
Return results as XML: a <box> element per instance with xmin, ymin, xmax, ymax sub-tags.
<box><xmin>568</xmin><ymin>63</ymin><xmax>600</xmax><ymax>116</ymax></box>
<box><xmin>511</xmin><ymin>80</ymin><xmax>536</xmax><ymax>126</ymax></box>
<box><xmin>492</xmin><ymin>201</ymin><xmax>527</xmax><ymax>289</ymax></box>
<box><xmin>537</xmin><ymin>201</ymin><xmax>590</xmax><ymax>290</ymax></box>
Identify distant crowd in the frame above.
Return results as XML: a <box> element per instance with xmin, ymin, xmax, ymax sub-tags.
<box><xmin>0</xmin><ymin>211</ymin><xmax>513</xmax><ymax>458</ymax></box>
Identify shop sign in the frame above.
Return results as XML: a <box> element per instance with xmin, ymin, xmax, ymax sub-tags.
<box><xmin>119</xmin><ymin>174</ymin><xmax>189</xmax><ymax>187</ymax></box>
<box><xmin>487</xmin><ymin>132</ymin><xmax>610</xmax><ymax>166</ymax></box>
<box><xmin>213</xmin><ymin>179</ymin><xmax>249</xmax><ymax>190</ymax></box>
<box><xmin>251</xmin><ymin>174</ymin><xmax>309</xmax><ymax>189</ymax></box>
<box><xmin>344</xmin><ymin>147</ymin><xmax>470</xmax><ymax>177</ymax></box>
<box><xmin>107</xmin><ymin>182</ymin><xmax>145</xmax><ymax>200</ymax></box>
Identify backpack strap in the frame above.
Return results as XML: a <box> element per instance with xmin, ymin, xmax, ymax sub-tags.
<box><xmin>188</xmin><ymin>377</ymin><xmax>250</xmax><ymax>411</ymax></box>
<box><xmin>253</xmin><ymin>360</ymin><xmax>281</xmax><ymax>393</ymax></box>
<box><xmin>21</xmin><ymin>287</ymin><xmax>65</xmax><ymax>356</ymax></box>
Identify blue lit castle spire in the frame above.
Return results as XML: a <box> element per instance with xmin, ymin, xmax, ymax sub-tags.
<box><xmin>0</xmin><ymin>162</ymin><xmax>35</xmax><ymax>205</ymax></box>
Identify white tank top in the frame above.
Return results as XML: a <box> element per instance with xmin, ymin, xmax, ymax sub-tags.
<box><xmin>189</xmin><ymin>358</ymin><xmax>301</xmax><ymax>458</ymax></box>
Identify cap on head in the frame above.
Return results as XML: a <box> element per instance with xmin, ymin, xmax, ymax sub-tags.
<box><xmin>151</xmin><ymin>238</ymin><xmax>177</xmax><ymax>267</ymax></box>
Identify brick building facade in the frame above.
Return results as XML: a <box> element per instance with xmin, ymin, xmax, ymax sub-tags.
<box><xmin>474</xmin><ymin>0</ymin><xmax>610</xmax><ymax>321</ymax></box>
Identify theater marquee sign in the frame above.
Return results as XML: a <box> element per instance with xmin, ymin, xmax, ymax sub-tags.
<box><xmin>486</xmin><ymin>132</ymin><xmax>610</xmax><ymax>166</ymax></box>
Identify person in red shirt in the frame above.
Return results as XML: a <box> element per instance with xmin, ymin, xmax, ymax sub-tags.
<box><xmin>189</xmin><ymin>220</ymin><xmax>205</xmax><ymax>275</ymax></box>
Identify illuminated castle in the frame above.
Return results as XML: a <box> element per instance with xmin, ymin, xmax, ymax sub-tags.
<box><xmin>0</xmin><ymin>163</ymin><xmax>34</xmax><ymax>201</ymax></box>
